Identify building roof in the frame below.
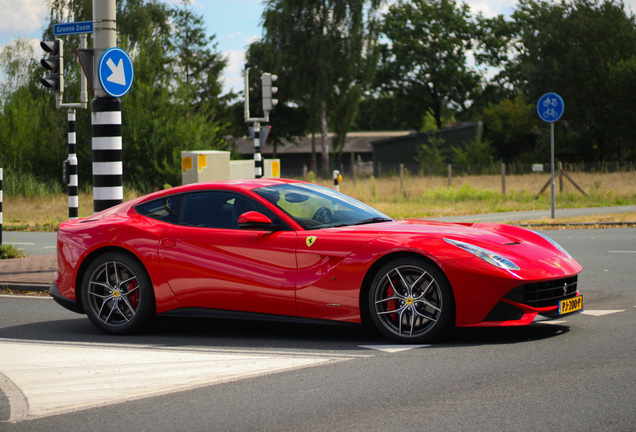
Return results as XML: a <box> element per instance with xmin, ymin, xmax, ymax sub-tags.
<box><xmin>230</xmin><ymin>131</ymin><xmax>414</xmax><ymax>156</ymax></box>
<box><xmin>370</xmin><ymin>122</ymin><xmax>482</xmax><ymax>147</ymax></box>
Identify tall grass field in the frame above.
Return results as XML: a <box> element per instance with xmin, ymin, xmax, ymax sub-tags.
<box><xmin>2</xmin><ymin>171</ymin><xmax>636</xmax><ymax>231</ymax></box>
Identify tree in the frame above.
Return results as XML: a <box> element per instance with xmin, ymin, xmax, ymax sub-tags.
<box><xmin>259</xmin><ymin>0</ymin><xmax>381</xmax><ymax>176</ymax></box>
<box><xmin>116</xmin><ymin>0</ymin><xmax>230</xmax><ymax>189</ymax></box>
<box><xmin>501</xmin><ymin>0</ymin><xmax>636</xmax><ymax>161</ymax></box>
<box><xmin>169</xmin><ymin>2</ymin><xmax>233</xmax><ymax>113</ymax></box>
<box><xmin>379</xmin><ymin>0</ymin><xmax>482</xmax><ymax>130</ymax></box>
<box><xmin>0</xmin><ymin>37</ymin><xmax>67</xmax><ymax>184</ymax></box>
<box><xmin>481</xmin><ymin>93</ymin><xmax>540</xmax><ymax>163</ymax></box>
<box><xmin>0</xmin><ymin>0</ymin><xmax>232</xmax><ymax>191</ymax></box>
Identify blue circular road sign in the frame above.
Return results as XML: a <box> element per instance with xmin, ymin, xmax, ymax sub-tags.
<box><xmin>98</xmin><ymin>47</ymin><xmax>134</xmax><ymax>97</ymax></box>
<box><xmin>537</xmin><ymin>92</ymin><xmax>565</xmax><ymax>123</ymax></box>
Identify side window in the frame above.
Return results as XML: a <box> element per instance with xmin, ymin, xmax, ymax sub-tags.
<box><xmin>135</xmin><ymin>194</ymin><xmax>184</xmax><ymax>224</ymax></box>
<box><xmin>180</xmin><ymin>192</ymin><xmax>234</xmax><ymax>228</ymax></box>
<box><xmin>179</xmin><ymin>192</ymin><xmax>285</xmax><ymax>230</ymax></box>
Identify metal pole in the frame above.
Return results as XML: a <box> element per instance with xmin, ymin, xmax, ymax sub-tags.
<box><xmin>550</xmin><ymin>122</ymin><xmax>555</xmax><ymax>218</ymax></box>
<box><xmin>92</xmin><ymin>0</ymin><xmax>123</xmax><ymax>212</ymax></box>
<box><xmin>93</xmin><ymin>0</ymin><xmax>116</xmax><ymax>98</ymax></box>
<box><xmin>68</xmin><ymin>109</ymin><xmax>79</xmax><ymax>219</ymax></box>
<box><xmin>253</xmin><ymin>121</ymin><xmax>262</xmax><ymax>178</ymax></box>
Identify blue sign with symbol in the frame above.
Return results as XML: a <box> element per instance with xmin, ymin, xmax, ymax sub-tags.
<box><xmin>98</xmin><ymin>48</ymin><xmax>134</xmax><ymax>98</ymax></box>
<box><xmin>54</xmin><ymin>21</ymin><xmax>94</xmax><ymax>36</ymax></box>
<box><xmin>537</xmin><ymin>92</ymin><xmax>565</xmax><ymax>123</ymax></box>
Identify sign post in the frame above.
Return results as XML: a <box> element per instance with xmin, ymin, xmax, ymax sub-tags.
<box><xmin>537</xmin><ymin>92</ymin><xmax>565</xmax><ymax>219</ymax></box>
<box><xmin>42</xmin><ymin>23</ymin><xmax>91</xmax><ymax>218</ymax></box>
<box><xmin>91</xmin><ymin>0</ymin><xmax>125</xmax><ymax>212</ymax></box>
<box><xmin>244</xmin><ymin>66</ymin><xmax>278</xmax><ymax>178</ymax></box>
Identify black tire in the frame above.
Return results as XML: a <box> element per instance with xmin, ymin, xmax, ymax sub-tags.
<box><xmin>81</xmin><ymin>251</ymin><xmax>155</xmax><ymax>334</ymax></box>
<box><xmin>368</xmin><ymin>257</ymin><xmax>453</xmax><ymax>343</ymax></box>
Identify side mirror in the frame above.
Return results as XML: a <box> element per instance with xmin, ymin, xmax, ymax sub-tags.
<box><xmin>238</xmin><ymin>211</ymin><xmax>281</xmax><ymax>230</ymax></box>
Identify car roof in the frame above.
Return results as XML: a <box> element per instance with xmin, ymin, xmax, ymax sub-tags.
<box><xmin>135</xmin><ymin>178</ymin><xmax>303</xmax><ymax>203</ymax></box>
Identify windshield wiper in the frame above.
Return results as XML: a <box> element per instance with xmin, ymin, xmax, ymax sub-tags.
<box><xmin>354</xmin><ymin>217</ymin><xmax>393</xmax><ymax>226</ymax></box>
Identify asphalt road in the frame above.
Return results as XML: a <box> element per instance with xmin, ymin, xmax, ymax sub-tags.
<box><xmin>0</xmin><ymin>228</ymin><xmax>635</xmax><ymax>431</ymax></box>
<box><xmin>1</xmin><ymin>232</ymin><xmax>58</xmax><ymax>256</ymax></box>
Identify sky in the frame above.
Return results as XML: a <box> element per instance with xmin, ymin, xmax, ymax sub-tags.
<box><xmin>0</xmin><ymin>0</ymin><xmax>635</xmax><ymax>94</ymax></box>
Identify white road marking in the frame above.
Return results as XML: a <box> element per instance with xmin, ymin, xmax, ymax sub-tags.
<box><xmin>0</xmin><ymin>339</ymin><xmax>354</xmax><ymax>422</ymax></box>
<box><xmin>608</xmin><ymin>250</ymin><xmax>636</xmax><ymax>253</ymax></box>
<box><xmin>359</xmin><ymin>345</ymin><xmax>429</xmax><ymax>353</ymax></box>
<box><xmin>581</xmin><ymin>309</ymin><xmax>624</xmax><ymax>316</ymax></box>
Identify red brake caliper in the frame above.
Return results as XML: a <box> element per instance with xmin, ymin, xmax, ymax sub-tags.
<box><xmin>127</xmin><ymin>279</ymin><xmax>139</xmax><ymax>308</ymax></box>
<box><xmin>387</xmin><ymin>279</ymin><xmax>397</xmax><ymax>323</ymax></box>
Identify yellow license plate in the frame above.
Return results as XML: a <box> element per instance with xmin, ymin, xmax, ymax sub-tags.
<box><xmin>559</xmin><ymin>295</ymin><xmax>583</xmax><ymax>315</ymax></box>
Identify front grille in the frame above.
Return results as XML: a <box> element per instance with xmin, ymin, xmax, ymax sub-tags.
<box><xmin>504</xmin><ymin>276</ymin><xmax>578</xmax><ymax>308</ymax></box>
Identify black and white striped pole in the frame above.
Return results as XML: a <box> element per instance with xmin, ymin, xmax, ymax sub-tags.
<box><xmin>91</xmin><ymin>98</ymin><xmax>123</xmax><ymax>211</ymax></box>
<box><xmin>333</xmin><ymin>170</ymin><xmax>342</xmax><ymax>191</ymax></box>
<box><xmin>252</xmin><ymin>122</ymin><xmax>262</xmax><ymax>178</ymax></box>
<box><xmin>66</xmin><ymin>109</ymin><xmax>79</xmax><ymax>218</ymax></box>
<box><xmin>91</xmin><ymin>0</ymin><xmax>128</xmax><ymax>212</ymax></box>
<box><xmin>247</xmin><ymin>124</ymin><xmax>271</xmax><ymax>179</ymax></box>
<box><xmin>39</xmin><ymin>30</ymin><xmax>88</xmax><ymax>216</ymax></box>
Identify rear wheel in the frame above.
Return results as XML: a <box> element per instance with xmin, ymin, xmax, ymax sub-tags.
<box><xmin>368</xmin><ymin>257</ymin><xmax>453</xmax><ymax>343</ymax></box>
<box><xmin>81</xmin><ymin>251</ymin><xmax>155</xmax><ymax>334</ymax></box>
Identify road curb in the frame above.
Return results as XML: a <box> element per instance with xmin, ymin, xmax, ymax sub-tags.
<box><xmin>0</xmin><ymin>282</ymin><xmax>51</xmax><ymax>293</ymax></box>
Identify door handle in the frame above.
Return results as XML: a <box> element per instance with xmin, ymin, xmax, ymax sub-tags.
<box><xmin>160</xmin><ymin>239</ymin><xmax>177</xmax><ymax>248</ymax></box>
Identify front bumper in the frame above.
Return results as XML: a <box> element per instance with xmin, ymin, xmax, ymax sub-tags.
<box><xmin>49</xmin><ymin>282</ymin><xmax>84</xmax><ymax>314</ymax></box>
<box><xmin>460</xmin><ymin>275</ymin><xmax>583</xmax><ymax>327</ymax></box>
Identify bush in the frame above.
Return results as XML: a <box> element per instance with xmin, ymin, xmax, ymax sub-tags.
<box><xmin>0</xmin><ymin>244</ymin><xmax>26</xmax><ymax>259</ymax></box>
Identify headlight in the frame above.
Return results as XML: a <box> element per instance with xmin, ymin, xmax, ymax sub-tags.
<box><xmin>444</xmin><ymin>238</ymin><xmax>521</xmax><ymax>271</ymax></box>
<box><xmin>529</xmin><ymin>230</ymin><xmax>573</xmax><ymax>258</ymax></box>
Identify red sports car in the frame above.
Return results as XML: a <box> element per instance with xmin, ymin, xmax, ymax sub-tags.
<box><xmin>50</xmin><ymin>178</ymin><xmax>583</xmax><ymax>343</ymax></box>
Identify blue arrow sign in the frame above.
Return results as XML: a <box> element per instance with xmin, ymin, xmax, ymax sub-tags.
<box><xmin>537</xmin><ymin>92</ymin><xmax>565</xmax><ymax>123</ymax></box>
<box><xmin>54</xmin><ymin>21</ymin><xmax>94</xmax><ymax>36</ymax></box>
<box><xmin>98</xmin><ymin>48</ymin><xmax>134</xmax><ymax>98</ymax></box>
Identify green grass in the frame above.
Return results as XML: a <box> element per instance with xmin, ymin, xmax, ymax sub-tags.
<box><xmin>0</xmin><ymin>244</ymin><xmax>27</xmax><ymax>259</ymax></box>
<box><xmin>1</xmin><ymin>172</ymin><xmax>635</xmax><ymax>231</ymax></box>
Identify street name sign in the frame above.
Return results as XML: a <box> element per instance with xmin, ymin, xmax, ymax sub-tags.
<box><xmin>53</xmin><ymin>21</ymin><xmax>94</xmax><ymax>36</ymax></box>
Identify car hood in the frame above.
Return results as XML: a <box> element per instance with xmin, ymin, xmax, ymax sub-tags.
<box><xmin>327</xmin><ymin>219</ymin><xmax>575</xmax><ymax>265</ymax></box>
<box><xmin>336</xmin><ymin>219</ymin><xmax>528</xmax><ymax>245</ymax></box>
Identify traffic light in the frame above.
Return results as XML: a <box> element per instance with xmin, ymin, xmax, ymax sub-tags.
<box><xmin>40</xmin><ymin>39</ymin><xmax>64</xmax><ymax>93</ymax></box>
<box><xmin>261</xmin><ymin>72</ymin><xmax>278</xmax><ymax>113</ymax></box>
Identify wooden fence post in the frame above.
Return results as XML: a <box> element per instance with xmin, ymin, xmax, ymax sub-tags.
<box><xmin>351</xmin><ymin>153</ymin><xmax>356</xmax><ymax>186</ymax></box>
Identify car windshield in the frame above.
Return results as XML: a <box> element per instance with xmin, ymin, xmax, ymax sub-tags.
<box><xmin>254</xmin><ymin>183</ymin><xmax>392</xmax><ymax>230</ymax></box>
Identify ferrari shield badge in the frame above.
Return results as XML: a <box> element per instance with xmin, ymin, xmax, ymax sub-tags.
<box><xmin>306</xmin><ymin>236</ymin><xmax>317</xmax><ymax>247</ymax></box>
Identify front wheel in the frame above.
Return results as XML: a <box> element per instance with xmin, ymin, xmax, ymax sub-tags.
<box><xmin>368</xmin><ymin>257</ymin><xmax>453</xmax><ymax>343</ymax></box>
<box><xmin>81</xmin><ymin>251</ymin><xmax>155</xmax><ymax>334</ymax></box>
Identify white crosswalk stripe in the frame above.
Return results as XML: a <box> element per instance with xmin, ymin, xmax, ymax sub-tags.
<box><xmin>0</xmin><ymin>339</ymin><xmax>355</xmax><ymax>422</ymax></box>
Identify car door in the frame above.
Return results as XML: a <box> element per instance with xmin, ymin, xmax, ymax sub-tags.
<box><xmin>157</xmin><ymin>191</ymin><xmax>298</xmax><ymax>316</ymax></box>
